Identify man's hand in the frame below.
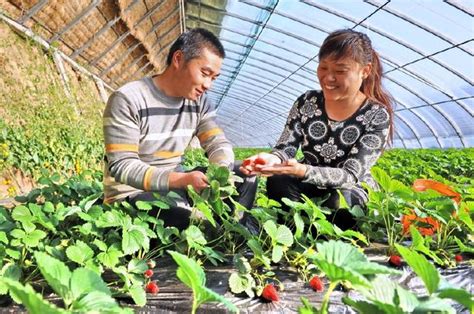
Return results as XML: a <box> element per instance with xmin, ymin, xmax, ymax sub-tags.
<box><xmin>258</xmin><ymin>158</ymin><xmax>308</xmax><ymax>178</ymax></box>
<box><xmin>169</xmin><ymin>171</ymin><xmax>209</xmax><ymax>193</ymax></box>
<box><xmin>240</xmin><ymin>152</ymin><xmax>282</xmax><ymax>176</ymax></box>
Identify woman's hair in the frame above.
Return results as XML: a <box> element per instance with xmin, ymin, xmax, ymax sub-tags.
<box><xmin>319</xmin><ymin>29</ymin><xmax>394</xmax><ymax>142</ymax></box>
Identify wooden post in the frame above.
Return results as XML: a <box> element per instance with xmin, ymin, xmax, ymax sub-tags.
<box><xmin>52</xmin><ymin>51</ymin><xmax>79</xmax><ymax>115</ymax></box>
<box><xmin>95</xmin><ymin>78</ymin><xmax>109</xmax><ymax>104</ymax></box>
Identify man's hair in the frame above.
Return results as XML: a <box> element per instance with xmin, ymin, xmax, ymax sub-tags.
<box><xmin>166</xmin><ymin>28</ymin><xmax>225</xmax><ymax>66</ymax></box>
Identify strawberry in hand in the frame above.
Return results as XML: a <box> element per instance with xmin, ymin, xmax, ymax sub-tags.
<box><xmin>254</xmin><ymin>157</ymin><xmax>266</xmax><ymax>165</ymax></box>
<box><xmin>242</xmin><ymin>159</ymin><xmax>252</xmax><ymax>167</ymax></box>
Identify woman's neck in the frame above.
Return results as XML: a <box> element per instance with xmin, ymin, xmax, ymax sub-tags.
<box><xmin>325</xmin><ymin>91</ymin><xmax>367</xmax><ymax>121</ymax></box>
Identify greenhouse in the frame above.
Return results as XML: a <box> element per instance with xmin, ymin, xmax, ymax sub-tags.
<box><xmin>0</xmin><ymin>0</ymin><xmax>472</xmax><ymax>313</ymax></box>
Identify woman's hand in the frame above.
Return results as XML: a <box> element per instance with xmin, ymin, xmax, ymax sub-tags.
<box><xmin>240</xmin><ymin>152</ymin><xmax>281</xmax><ymax>176</ymax></box>
<box><xmin>258</xmin><ymin>158</ymin><xmax>308</xmax><ymax>178</ymax></box>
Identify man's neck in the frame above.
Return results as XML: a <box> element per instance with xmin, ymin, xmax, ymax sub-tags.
<box><xmin>153</xmin><ymin>69</ymin><xmax>181</xmax><ymax>98</ymax></box>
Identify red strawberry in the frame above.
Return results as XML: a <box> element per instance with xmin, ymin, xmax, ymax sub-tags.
<box><xmin>242</xmin><ymin>159</ymin><xmax>252</xmax><ymax>167</ymax></box>
<box><xmin>309</xmin><ymin>275</ymin><xmax>324</xmax><ymax>292</ymax></box>
<box><xmin>254</xmin><ymin>157</ymin><xmax>266</xmax><ymax>165</ymax></box>
<box><xmin>388</xmin><ymin>255</ymin><xmax>402</xmax><ymax>267</ymax></box>
<box><xmin>144</xmin><ymin>269</ymin><xmax>154</xmax><ymax>278</ymax></box>
<box><xmin>145</xmin><ymin>281</ymin><xmax>159</xmax><ymax>294</ymax></box>
<box><xmin>261</xmin><ymin>284</ymin><xmax>279</xmax><ymax>302</ymax></box>
<box><xmin>147</xmin><ymin>260</ymin><xmax>156</xmax><ymax>269</ymax></box>
<box><xmin>455</xmin><ymin>255</ymin><xmax>463</xmax><ymax>263</ymax></box>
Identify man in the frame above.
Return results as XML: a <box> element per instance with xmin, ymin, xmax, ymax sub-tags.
<box><xmin>103</xmin><ymin>28</ymin><xmax>257</xmax><ymax>230</ymax></box>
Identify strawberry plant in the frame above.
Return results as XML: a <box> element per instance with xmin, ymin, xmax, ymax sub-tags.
<box><xmin>0</xmin><ymin>251</ymin><xmax>130</xmax><ymax>313</ymax></box>
<box><xmin>311</xmin><ymin>240</ymin><xmax>401</xmax><ymax>313</ymax></box>
<box><xmin>228</xmin><ymin>254</ymin><xmax>256</xmax><ymax>298</ymax></box>
<box><xmin>168</xmin><ymin>250</ymin><xmax>237</xmax><ymax>313</ymax></box>
<box><xmin>359</xmin><ymin>167</ymin><xmax>413</xmax><ymax>254</ymax></box>
<box><xmin>342</xmin><ymin>244</ymin><xmax>473</xmax><ymax>313</ymax></box>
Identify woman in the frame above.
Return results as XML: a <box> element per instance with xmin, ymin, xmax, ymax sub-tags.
<box><xmin>241</xmin><ymin>29</ymin><xmax>394</xmax><ymax>229</ymax></box>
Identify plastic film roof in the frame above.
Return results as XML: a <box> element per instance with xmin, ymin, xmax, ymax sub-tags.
<box><xmin>1</xmin><ymin>0</ymin><xmax>472</xmax><ymax>149</ymax></box>
<box><xmin>187</xmin><ymin>0</ymin><xmax>474</xmax><ymax>148</ymax></box>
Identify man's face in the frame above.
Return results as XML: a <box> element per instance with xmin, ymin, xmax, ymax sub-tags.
<box><xmin>174</xmin><ymin>47</ymin><xmax>222</xmax><ymax>101</ymax></box>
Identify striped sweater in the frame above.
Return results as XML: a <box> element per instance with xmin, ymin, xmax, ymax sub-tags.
<box><xmin>103</xmin><ymin>76</ymin><xmax>234</xmax><ymax>203</ymax></box>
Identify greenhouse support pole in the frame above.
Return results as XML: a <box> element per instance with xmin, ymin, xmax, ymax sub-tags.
<box><xmin>179</xmin><ymin>0</ymin><xmax>186</xmax><ymax>33</ymax></box>
<box><xmin>95</xmin><ymin>78</ymin><xmax>109</xmax><ymax>104</ymax></box>
<box><xmin>52</xmin><ymin>51</ymin><xmax>79</xmax><ymax>115</ymax></box>
<box><xmin>0</xmin><ymin>12</ymin><xmax>114</xmax><ymax>94</ymax></box>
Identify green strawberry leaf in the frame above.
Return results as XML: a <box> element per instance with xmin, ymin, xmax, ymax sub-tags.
<box><xmin>414</xmin><ymin>297</ymin><xmax>456</xmax><ymax>313</ymax></box>
<box><xmin>10</xmin><ymin>229</ymin><xmax>26</xmax><ymax>239</ymax></box>
<box><xmin>314</xmin><ymin>259</ymin><xmax>370</xmax><ymax>288</ymax></box>
<box><xmin>276</xmin><ymin>225</ymin><xmax>293</xmax><ymax>246</ymax></box>
<box><xmin>233</xmin><ymin>254</ymin><xmax>251</xmax><ymax>274</ymax></box>
<box><xmin>96</xmin><ymin>210</ymin><xmax>124</xmax><ymax>228</ymax></box>
<box><xmin>185</xmin><ymin>225</ymin><xmax>208</xmax><ymax>248</ymax></box>
<box><xmin>97</xmin><ymin>248</ymin><xmax>123</xmax><ymax>269</ymax></box>
<box><xmin>0</xmin><ymin>231</ymin><xmax>7</xmax><ymax>244</ymax></box>
<box><xmin>338</xmin><ymin>229</ymin><xmax>368</xmax><ymax>245</ymax></box>
<box><xmin>316</xmin><ymin>240</ymin><xmax>366</xmax><ymax>266</ymax></box>
<box><xmin>5</xmin><ymin>248</ymin><xmax>21</xmax><ymax>260</ymax></box>
<box><xmin>34</xmin><ymin>252</ymin><xmax>71</xmax><ymax>303</ymax></box>
<box><xmin>396</xmin><ymin>285</ymin><xmax>420</xmax><ymax>313</ymax></box>
<box><xmin>72</xmin><ymin>291</ymin><xmax>119</xmax><ymax>312</ymax></box>
<box><xmin>11</xmin><ymin>206</ymin><xmax>34</xmax><ymax>224</ymax></box>
<box><xmin>129</xmin><ymin>284</ymin><xmax>146</xmax><ymax>307</ymax></box>
<box><xmin>454</xmin><ymin>236</ymin><xmax>474</xmax><ymax>253</ymax></box>
<box><xmin>263</xmin><ymin>220</ymin><xmax>278</xmax><ymax>239</ymax></box>
<box><xmin>0</xmin><ymin>263</ymin><xmax>21</xmax><ymax>294</ymax></box>
<box><xmin>437</xmin><ymin>288</ymin><xmax>474</xmax><ymax>310</ymax></box>
<box><xmin>198</xmin><ymin>286</ymin><xmax>238</xmax><ymax>313</ymax></box>
<box><xmin>395</xmin><ymin>244</ymin><xmax>439</xmax><ymax>295</ymax></box>
<box><xmin>272</xmin><ymin>245</ymin><xmax>284</xmax><ymax>263</ymax></box>
<box><xmin>343</xmin><ymin>297</ymin><xmax>389</xmax><ymax>314</ymax></box>
<box><xmin>298</xmin><ymin>297</ymin><xmax>319</xmax><ymax>314</ymax></box>
<box><xmin>135</xmin><ymin>201</ymin><xmax>153</xmax><ymax>211</ymax></box>
<box><xmin>293</xmin><ymin>212</ymin><xmax>304</xmax><ymax>239</ymax></box>
<box><xmin>1</xmin><ymin>278</ymin><xmax>66</xmax><ymax>314</ymax></box>
<box><xmin>195</xmin><ymin>202</ymin><xmax>216</xmax><ymax>227</ymax></box>
<box><xmin>70</xmin><ymin>268</ymin><xmax>111</xmax><ymax>300</ymax></box>
<box><xmin>229</xmin><ymin>273</ymin><xmax>251</xmax><ymax>294</ymax></box>
<box><xmin>122</xmin><ymin>226</ymin><xmax>147</xmax><ymax>255</ymax></box>
<box><xmin>66</xmin><ymin>240</ymin><xmax>94</xmax><ymax>265</ymax></box>
<box><xmin>128</xmin><ymin>258</ymin><xmax>148</xmax><ymax>274</ymax></box>
<box><xmin>168</xmin><ymin>251</ymin><xmax>237</xmax><ymax>313</ymax></box>
<box><xmin>93</xmin><ymin>239</ymin><xmax>108</xmax><ymax>252</ymax></box>
<box><xmin>350</xmin><ymin>261</ymin><xmax>401</xmax><ymax>276</ymax></box>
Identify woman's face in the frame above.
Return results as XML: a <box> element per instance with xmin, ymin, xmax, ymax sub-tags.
<box><xmin>317</xmin><ymin>56</ymin><xmax>371</xmax><ymax>103</ymax></box>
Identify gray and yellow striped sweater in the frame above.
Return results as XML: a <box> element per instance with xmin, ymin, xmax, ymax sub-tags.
<box><xmin>103</xmin><ymin>76</ymin><xmax>234</xmax><ymax>204</ymax></box>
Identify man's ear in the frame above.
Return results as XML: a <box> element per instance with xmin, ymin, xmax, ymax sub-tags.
<box><xmin>172</xmin><ymin>50</ymin><xmax>184</xmax><ymax>68</ymax></box>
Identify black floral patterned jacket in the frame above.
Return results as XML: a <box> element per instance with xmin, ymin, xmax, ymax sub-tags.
<box><xmin>272</xmin><ymin>90</ymin><xmax>390</xmax><ymax>190</ymax></box>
